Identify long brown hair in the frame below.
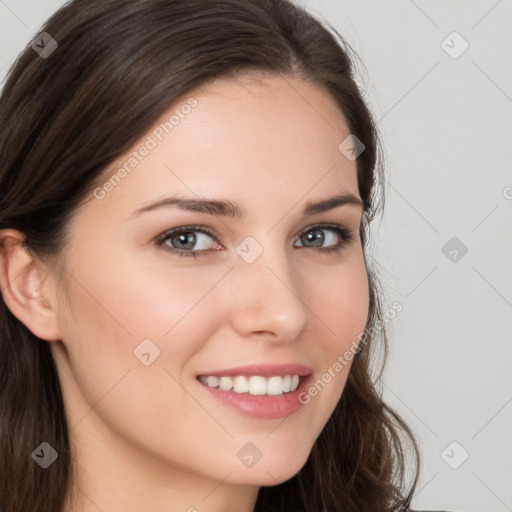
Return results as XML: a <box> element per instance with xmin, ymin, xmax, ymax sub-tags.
<box><xmin>0</xmin><ymin>0</ymin><xmax>420</xmax><ymax>510</ymax></box>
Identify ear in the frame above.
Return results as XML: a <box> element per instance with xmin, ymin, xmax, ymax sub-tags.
<box><xmin>0</xmin><ymin>229</ymin><xmax>62</xmax><ymax>341</ymax></box>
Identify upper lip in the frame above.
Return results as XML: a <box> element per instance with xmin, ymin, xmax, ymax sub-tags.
<box><xmin>197</xmin><ymin>363</ymin><xmax>312</xmax><ymax>378</ymax></box>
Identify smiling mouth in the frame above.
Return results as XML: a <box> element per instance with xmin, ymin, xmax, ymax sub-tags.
<box><xmin>196</xmin><ymin>370</ymin><xmax>313</xmax><ymax>419</ymax></box>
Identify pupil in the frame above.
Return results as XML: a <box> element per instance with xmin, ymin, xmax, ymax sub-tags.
<box><xmin>176</xmin><ymin>232</ymin><xmax>195</xmax><ymax>249</ymax></box>
<box><xmin>306</xmin><ymin>229</ymin><xmax>324</xmax><ymax>247</ymax></box>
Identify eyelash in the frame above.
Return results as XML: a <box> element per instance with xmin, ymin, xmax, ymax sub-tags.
<box><xmin>155</xmin><ymin>223</ymin><xmax>355</xmax><ymax>259</ymax></box>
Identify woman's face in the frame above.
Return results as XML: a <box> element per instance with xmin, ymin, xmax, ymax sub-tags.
<box><xmin>49</xmin><ymin>74</ymin><xmax>369</xmax><ymax>492</ymax></box>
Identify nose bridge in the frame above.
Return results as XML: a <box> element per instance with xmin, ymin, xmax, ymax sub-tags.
<box><xmin>228</xmin><ymin>238</ymin><xmax>310</xmax><ymax>339</ymax></box>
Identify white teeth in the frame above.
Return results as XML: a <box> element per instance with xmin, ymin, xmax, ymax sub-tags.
<box><xmin>267</xmin><ymin>376</ymin><xmax>283</xmax><ymax>395</ymax></box>
<box><xmin>233</xmin><ymin>376</ymin><xmax>249</xmax><ymax>393</ymax></box>
<box><xmin>218</xmin><ymin>376</ymin><xmax>233</xmax><ymax>391</ymax></box>
<box><xmin>249</xmin><ymin>376</ymin><xmax>267</xmax><ymax>395</ymax></box>
<box><xmin>198</xmin><ymin>374</ymin><xmax>302</xmax><ymax>395</ymax></box>
<box><xmin>206</xmin><ymin>376</ymin><xmax>219</xmax><ymax>388</ymax></box>
<box><xmin>282</xmin><ymin>375</ymin><xmax>291</xmax><ymax>393</ymax></box>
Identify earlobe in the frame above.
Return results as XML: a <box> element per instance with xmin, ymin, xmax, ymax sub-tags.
<box><xmin>0</xmin><ymin>229</ymin><xmax>62</xmax><ymax>341</ymax></box>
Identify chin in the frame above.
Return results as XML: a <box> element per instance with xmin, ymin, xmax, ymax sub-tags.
<box><xmin>224</xmin><ymin>447</ymin><xmax>311</xmax><ymax>486</ymax></box>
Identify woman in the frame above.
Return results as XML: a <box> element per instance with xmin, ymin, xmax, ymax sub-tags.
<box><xmin>0</xmin><ymin>0</ymin><xmax>443</xmax><ymax>510</ymax></box>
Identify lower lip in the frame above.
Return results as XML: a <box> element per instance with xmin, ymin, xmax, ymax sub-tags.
<box><xmin>197</xmin><ymin>375</ymin><xmax>312</xmax><ymax>419</ymax></box>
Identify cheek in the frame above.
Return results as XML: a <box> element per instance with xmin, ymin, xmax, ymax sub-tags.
<box><xmin>299</xmin><ymin>251</ymin><xmax>369</xmax><ymax>413</ymax></box>
<box><xmin>56</xmin><ymin>254</ymin><xmax>225</xmax><ymax>460</ymax></box>
<box><xmin>61</xmin><ymin>244</ymin><xmax>218</xmax><ymax>346</ymax></box>
<box><xmin>57</xmin><ymin>250</ymin><xmax>228</xmax><ymax>406</ymax></box>
<box><xmin>310</xmin><ymin>250</ymin><xmax>370</xmax><ymax>353</ymax></box>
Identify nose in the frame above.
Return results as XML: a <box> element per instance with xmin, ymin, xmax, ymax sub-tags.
<box><xmin>227</xmin><ymin>245</ymin><xmax>312</xmax><ymax>344</ymax></box>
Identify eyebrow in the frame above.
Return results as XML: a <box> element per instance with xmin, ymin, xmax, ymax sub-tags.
<box><xmin>130</xmin><ymin>192</ymin><xmax>363</xmax><ymax>219</ymax></box>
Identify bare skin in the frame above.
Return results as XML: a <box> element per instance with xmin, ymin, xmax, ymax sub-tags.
<box><xmin>0</xmin><ymin>73</ymin><xmax>369</xmax><ymax>512</ymax></box>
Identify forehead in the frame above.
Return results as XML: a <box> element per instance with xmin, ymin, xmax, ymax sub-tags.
<box><xmin>85</xmin><ymin>73</ymin><xmax>360</xmax><ymax>220</ymax></box>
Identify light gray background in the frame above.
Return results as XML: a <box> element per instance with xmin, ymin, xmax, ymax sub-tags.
<box><xmin>1</xmin><ymin>1</ymin><xmax>511</xmax><ymax>511</ymax></box>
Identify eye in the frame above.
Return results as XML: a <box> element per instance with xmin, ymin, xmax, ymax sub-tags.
<box><xmin>294</xmin><ymin>224</ymin><xmax>354</xmax><ymax>253</ymax></box>
<box><xmin>155</xmin><ymin>223</ymin><xmax>355</xmax><ymax>258</ymax></box>
<box><xmin>155</xmin><ymin>225</ymin><xmax>219</xmax><ymax>258</ymax></box>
